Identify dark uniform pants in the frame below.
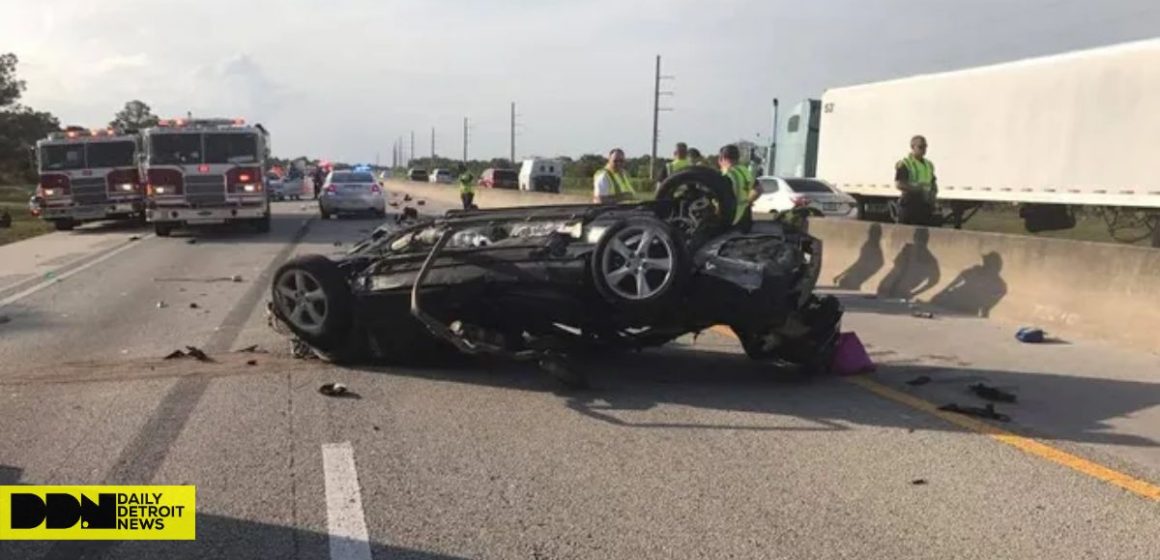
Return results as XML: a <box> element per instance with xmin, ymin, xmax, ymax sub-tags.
<box><xmin>897</xmin><ymin>190</ymin><xmax>935</xmax><ymax>226</ymax></box>
<box><xmin>461</xmin><ymin>192</ymin><xmax>475</xmax><ymax>210</ymax></box>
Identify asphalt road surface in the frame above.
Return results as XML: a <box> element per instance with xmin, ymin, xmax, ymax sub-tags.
<box><xmin>0</xmin><ymin>182</ymin><xmax>1157</xmax><ymax>559</ymax></box>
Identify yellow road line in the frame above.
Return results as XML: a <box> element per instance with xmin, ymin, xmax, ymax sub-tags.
<box><xmin>707</xmin><ymin>325</ymin><xmax>1160</xmax><ymax>502</ymax></box>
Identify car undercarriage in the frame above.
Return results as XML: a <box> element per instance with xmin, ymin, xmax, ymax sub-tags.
<box><xmin>269</xmin><ymin>168</ymin><xmax>843</xmax><ymax>386</ymax></box>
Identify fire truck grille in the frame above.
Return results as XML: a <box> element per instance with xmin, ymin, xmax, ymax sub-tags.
<box><xmin>71</xmin><ymin>177</ymin><xmax>108</xmax><ymax>205</ymax></box>
<box><xmin>184</xmin><ymin>175</ymin><xmax>227</xmax><ymax>205</ymax></box>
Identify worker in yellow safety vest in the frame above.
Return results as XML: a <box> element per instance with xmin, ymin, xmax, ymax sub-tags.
<box><xmin>458</xmin><ymin>166</ymin><xmax>476</xmax><ymax>210</ymax></box>
<box><xmin>665</xmin><ymin>142</ymin><xmax>692</xmax><ymax>177</ymax></box>
<box><xmin>594</xmin><ymin>148</ymin><xmax>636</xmax><ymax>204</ymax></box>
<box><xmin>894</xmin><ymin>135</ymin><xmax>938</xmax><ymax>225</ymax></box>
<box><xmin>719</xmin><ymin>144</ymin><xmax>761</xmax><ymax>228</ymax></box>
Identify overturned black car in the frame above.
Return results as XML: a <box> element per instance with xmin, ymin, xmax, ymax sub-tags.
<box><xmin>269</xmin><ymin>167</ymin><xmax>843</xmax><ymax>384</ymax></box>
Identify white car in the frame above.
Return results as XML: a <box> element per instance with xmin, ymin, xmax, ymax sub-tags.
<box><xmin>752</xmin><ymin>176</ymin><xmax>857</xmax><ymax>218</ymax></box>
<box><xmin>429</xmin><ymin>169</ymin><xmax>454</xmax><ymax>184</ymax></box>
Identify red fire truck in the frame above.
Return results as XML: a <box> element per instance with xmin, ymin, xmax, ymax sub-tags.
<box><xmin>141</xmin><ymin>118</ymin><xmax>271</xmax><ymax>236</ymax></box>
<box><xmin>33</xmin><ymin>127</ymin><xmax>144</xmax><ymax>231</ymax></box>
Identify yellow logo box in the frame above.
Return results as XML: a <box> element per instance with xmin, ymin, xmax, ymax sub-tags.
<box><xmin>0</xmin><ymin>485</ymin><xmax>195</xmax><ymax>541</ymax></box>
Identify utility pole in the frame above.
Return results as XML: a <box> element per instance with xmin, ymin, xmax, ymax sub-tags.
<box><xmin>409</xmin><ymin>131</ymin><xmax>415</xmax><ymax>167</ymax></box>
<box><xmin>650</xmin><ymin>55</ymin><xmax>675</xmax><ymax>181</ymax></box>
<box><xmin>430</xmin><ymin>127</ymin><xmax>435</xmax><ymax>158</ymax></box>
<box><xmin>767</xmin><ymin>98</ymin><xmax>779</xmax><ymax>176</ymax></box>
<box><xmin>462</xmin><ymin>117</ymin><xmax>469</xmax><ymax>163</ymax></box>
<box><xmin>510</xmin><ymin>102</ymin><xmax>516</xmax><ymax>164</ymax></box>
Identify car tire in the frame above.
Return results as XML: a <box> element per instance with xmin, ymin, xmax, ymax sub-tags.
<box><xmin>53</xmin><ymin>219</ymin><xmax>76</xmax><ymax>232</ymax></box>
<box><xmin>154</xmin><ymin>223</ymin><xmax>174</xmax><ymax>237</ymax></box>
<box><xmin>654</xmin><ymin>167</ymin><xmax>737</xmax><ymax>245</ymax></box>
<box><xmin>591</xmin><ymin>216</ymin><xmax>688</xmax><ymax>310</ymax></box>
<box><xmin>271</xmin><ymin>255</ymin><xmax>355</xmax><ymax>354</ymax></box>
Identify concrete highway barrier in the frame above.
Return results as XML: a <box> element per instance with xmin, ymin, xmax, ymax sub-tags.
<box><xmin>815</xmin><ymin>219</ymin><xmax>1160</xmax><ymax>351</ymax></box>
<box><xmin>388</xmin><ymin>180</ymin><xmax>1160</xmax><ymax>351</ymax></box>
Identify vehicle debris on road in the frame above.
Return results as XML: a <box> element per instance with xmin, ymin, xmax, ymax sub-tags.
<box><xmin>911</xmin><ymin>479</ymin><xmax>928</xmax><ymax>485</ymax></box>
<box><xmin>239</xmin><ymin>344</ymin><xmax>266</xmax><ymax>353</ymax></box>
<box><xmin>156</xmin><ymin>301</ymin><xmax>168</xmax><ymax>309</ymax></box>
<box><xmin>163</xmin><ymin>346</ymin><xmax>213</xmax><ymax>362</ymax></box>
<box><xmin>189</xmin><ymin>303</ymin><xmax>200</xmax><ymax>309</ymax></box>
<box><xmin>1016</xmin><ymin>327</ymin><xmax>1046</xmax><ymax>343</ymax></box>
<box><xmin>318</xmin><ymin>382</ymin><xmax>354</xmax><ymax>397</ymax></box>
<box><xmin>969</xmin><ymin>383</ymin><xmax>1017</xmax><ymax>403</ymax></box>
<box><xmin>912</xmin><ymin>311</ymin><xmax>935</xmax><ymax>319</ymax></box>
<box><xmin>186</xmin><ymin>238</ymin><xmax>198</xmax><ymax>245</ymax></box>
<box><xmin>246</xmin><ymin>359</ymin><xmax>258</xmax><ymax>366</ymax></box>
<box><xmin>938</xmin><ymin>402</ymin><xmax>1011</xmax><ymax>422</ymax></box>
<box><xmin>128</xmin><ymin>235</ymin><xmax>141</xmax><ymax>241</ymax></box>
<box><xmin>231</xmin><ymin>274</ymin><xmax>244</xmax><ymax>283</ymax></box>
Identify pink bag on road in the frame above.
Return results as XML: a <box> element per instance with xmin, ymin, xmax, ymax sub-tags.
<box><xmin>831</xmin><ymin>332</ymin><xmax>875</xmax><ymax>376</ymax></box>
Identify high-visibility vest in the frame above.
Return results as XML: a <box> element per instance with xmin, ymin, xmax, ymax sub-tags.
<box><xmin>724</xmin><ymin>166</ymin><xmax>752</xmax><ymax>224</ymax></box>
<box><xmin>598</xmin><ymin>168</ymin><xmax>635</xmax><ymax>199</ymax></box>
<box><xmin>898</xmin><ymin>156</ymin><xmax>935</xmax><ymax>192</ymax></box>
<box><xmin>666</xmin><ymin>158</ymin><xmax>692</xmax><ymax>175</ymax></box>
<box><xmin>459</xmin><ymin>173</ymin><xmax>475</xmax><ymax>194</ymax></box>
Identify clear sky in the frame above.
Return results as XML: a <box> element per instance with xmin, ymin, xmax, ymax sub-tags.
<box><xmin>3</xmin><ymin>0</ymin><xmax>1159</xmax><ymax>163</ymax></box>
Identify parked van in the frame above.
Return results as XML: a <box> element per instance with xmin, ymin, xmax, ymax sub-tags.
<box><xmin>518</xmin><ymin>158</ymin><xmax>563</xmax><ymax>193</ymax></box>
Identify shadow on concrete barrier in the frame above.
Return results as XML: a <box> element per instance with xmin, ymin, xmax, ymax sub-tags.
<box><xmin>811</xmin><ymin>219</ymin><xmax>1160</xmax><ymax>351</ymax></box>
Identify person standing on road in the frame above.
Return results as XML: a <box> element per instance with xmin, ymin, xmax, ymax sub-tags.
<box><xmin>665</xmin><ymin>142</ymin><xmax>693</xmax><ymax>177</ymax></box>
<box><xmin>719</xmin><ymin>144</ymin><xmax>761</xmax><ymax>228</ymax></box>
<box><xmin>894</xmin><ymin>135</ymin><xmax>938</xmax><ymax>225</ymax></box>
<box><xmin>594</xmin><ymin>148</ymin><xmax>636</xmax><ymax>204</ymax></box>
<box><xmin>312</xmin><ymin>166</ymin><xmax>326</xmax><ymax>200</ymax></box>
<box><xmin>458</xmin><ymin>165</ymin><xmax>476</xmax><ymax>210</ymax></box>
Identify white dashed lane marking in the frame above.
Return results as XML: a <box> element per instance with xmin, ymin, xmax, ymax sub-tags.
<box><xmin>322</xmin><ymin>442</ymin><xmax>373</xmax><ymax>560</ymax></box>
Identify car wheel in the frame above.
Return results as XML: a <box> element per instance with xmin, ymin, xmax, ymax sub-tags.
<box><xmin>654</xmin><ymin>167</ymin><xmax>737</xmax><ymax>246</ymax></box>
<box><xmin>591</xmin><ymin>216</ymin><xmax>688</xmax><ymax>309</ymax></box>
<box><xmin>271</xmin><ymin>255</ymin><xmax>355</xmax><ymax>353</ymax></box>
<box><xmin>53</xmin><ymin>219</ymin><xmax>76</xmax><ymax>232</ymax></box>
<box><xmin>154</xmin><ymin>223</ymin><xmax>174</xmax><ymax>237</ymax></box>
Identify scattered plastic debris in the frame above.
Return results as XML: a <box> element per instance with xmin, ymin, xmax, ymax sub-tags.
<box><xmin>128</xmin><ymin>235</ymin><xmax>141</xmax><ymax>241</ymax></box>
<box><xmin>372</xmin><ymin>425</ymin><xmax>381</xmax><ymax>432</ymax></box>
<box><xmin>912</xmin><ymin>311</ymin><xmax>935</xmax><ymax>319</ymax></box>
<box><xmin>938</xmin><ymin>403</ymin><xmax>1010</xmax><ymax>422</ymax></box>
<box><xmin>318</xmin><ymin>382</ymin><xmax>349</xmax><ymax>397</ymax></box>
<box><xmin>403</xmin><ymin>194</ymin><xmax>413</xmax><ymax>202</ymax></box>
<box><xmin>389</xmin><ymin>201</ymin><xmax>400</xmax><ymax>208</ymax></box>
<box><xmin>163</xmin><ymin>350</ymin><xmax>186</xmax><ymax>360</ymax></box>
<box><xmin>969</xmin><ymin>383</ymin><xmax>1017</xmax><ymax>403</ymax></box>
<box><xmin>189</xmin><ymin>303</ymin><xmax>200</xmax><ymax>309</ymax></box>
<box><xmin>186</xmin><ymin>238</ymin><xmax>198</xmax><ymax>245</ymax></box>
<box><xmin>911</xmin><ymin>479</ymin><xmax>928</xmax><ymax>486</ymax></box>
<box><xmin>291</xmin><ymin>339</ymin><xmax>318</xmax><ymax>360</ymax></box>
<box><xmin>231</xmin><ymin>274</ymin><xmax>244</xmax><ymax>283</ymax></box>
<box><xmin>1016</xmin><ymin>327</ymin><xmax>1045</xmax><ymax>343</ymax></box>
<box><xmin>156</xmin><ymin>301</ymin><xmax>168</xmax><ymax>309</ymax></box>
<box><xmin>238</xmin><ymin>344</ymin><xmax>265</xmax><ymax>353</ymax></box>
<box><xmin>417</xmin><ymin>200</ymin><xmax>426</xmax><ymax>206</ymax></box>
<box><xmin>246</xmin><ymin>359</ymin><xmax>258</xmax><ymax>366</ymax></box>
<box><xmin>905</xmin><ymin>375</ymin><xmax>932</xmax><ymax>386</ymax></box>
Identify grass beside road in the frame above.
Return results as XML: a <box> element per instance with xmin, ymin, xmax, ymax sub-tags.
<box><xmin>0</xmin><ymin>185</ymin><xmax>52</xmax><ymax>246</ymax></box>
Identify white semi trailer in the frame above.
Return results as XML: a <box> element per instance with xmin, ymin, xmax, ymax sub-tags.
<box><xmin>776</xmin><ymin>38</ymin><xmax>1160</xmax><ymax>246</ymax></box>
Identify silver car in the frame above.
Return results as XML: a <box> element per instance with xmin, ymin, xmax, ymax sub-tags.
<box><xmin>318</xmin><ymin>170</ymin><xmax>386</xmax><ymax>219</ymax></box>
